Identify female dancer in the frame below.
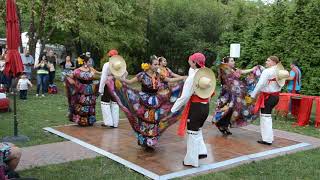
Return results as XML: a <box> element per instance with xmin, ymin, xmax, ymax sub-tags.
<box><xmin>213</xmin><ymin>57</ymin><xmax>262</xmax><ymax>135</ymax></box>
<box><xmin>158</xmin><ymin>56</ymin><xmax>183</xmax><ymax>90</ymax></box>
<box><xmin>65</xmin><ymin>55</ymin><xmax>100</xmax><ymax>126</ymax></box>
<box><xmin>105</xmin><ymin>56</ymin><xmax>185</xmax><ymax>148</ymax></box>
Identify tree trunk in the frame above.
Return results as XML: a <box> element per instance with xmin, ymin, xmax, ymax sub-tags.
<box><xmin>28</xmin><ymin>0</ymin><xmax>37</xmax><ymax>58</ymax></box>
<box><xmin>28</xmin><ymin>0</ymin><xmax>50</xmax><ymax>58</ymax></box>
<box><xmin>40</xmin><ymin>27</ymin><xmax>55</xmax><ymax>53</ymax></box>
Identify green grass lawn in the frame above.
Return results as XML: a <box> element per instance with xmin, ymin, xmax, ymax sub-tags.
<box><xmin>1</xmin><ymin>73</ymin><xmax>320</xmax><ymax>179</ymax></box>
<box><xmin>0</xmin><ymin>80</ymin><xmax>69</xmax><ymax>147</ymax></box>
<box><xmin>19</xmin><ymin>148</ymin><xmax>320</xmax><ymax>180</ymax></box>
<box><xmin>0</xmin><ymin>74</ymin><xmax>130</xmax><ymax>147</ymax></box>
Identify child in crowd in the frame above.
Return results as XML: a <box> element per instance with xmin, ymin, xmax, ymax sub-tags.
<box><xmin>17</xmin><ymin>73</ymin><xmax>32</xmax><ymax>99</ymax></box>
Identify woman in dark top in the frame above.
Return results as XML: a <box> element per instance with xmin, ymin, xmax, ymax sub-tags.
<box><xmin>34</xmin><ymin>54</ymin><xmax>49</xmax><ymax>96</ymax></box>
<box><xmin>60</xmin><ymin>55</ymin><xmax>75</xmax><ymax>82</ymax></box>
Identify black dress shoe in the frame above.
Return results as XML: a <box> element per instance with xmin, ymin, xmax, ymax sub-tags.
<box><xmin>216</xmin><ymin>125</ymin><xmax>227</xmax><ymax>135</ymax></box>
<box><xmin>225</xmin><ymin>128</ymin><xmax>232</xmax><ymax>135</ymax></box>
<box><xmin>182</xmin><ymin>161</ymin><xmax>197</xmax><ymax>167</ymax></box>
<box><xmin>257</xmin><ymin>140</ymin><xmax>272</xmax><ymax>145</ymax></box>
<box><xmin>199</xmin><ymin>154</ymin><xmax>207</xmax><ymax>159</ymax></box>
<box><xmin>101</xmin><ymin>124</ymin><xmax>114</xmax><ymax>128</ymax></box>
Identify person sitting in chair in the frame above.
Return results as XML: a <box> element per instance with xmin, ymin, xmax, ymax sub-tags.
<box><xmin>1</xmin><ymin>142</ymin><xmax>22</xmax><ymax>179</ymax></box>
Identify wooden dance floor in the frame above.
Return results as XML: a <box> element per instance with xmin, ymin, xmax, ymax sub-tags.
<box><xmin>44</xmin><ymin>120</ymin><xmax>310</xmax><ymax>179</ymax></box>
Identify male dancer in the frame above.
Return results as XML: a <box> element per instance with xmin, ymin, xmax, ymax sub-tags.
<box><xmin>251</xmin><ymin>56</ymin><xmax>288</xmax><ymax>145</ymax></box>
<box><xmin>171</xmin><ymin>53</ymin><xmax>215</xmax><ymax>167</ymax></box>
<box><xmin>99</xmin><ymin>49</ymin><xmax>120</xmax><ymax>128</ymax></box>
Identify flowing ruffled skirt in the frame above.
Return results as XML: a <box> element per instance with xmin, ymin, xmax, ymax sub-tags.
<box><xmin>213</xmin><ymin>71</ymin><xmax>261</xmax><ymax>127</ymax></box>
<box><xmin>65</xmin><ymin>77</ymin><xmax>99</xmax><ymax>126</ymax></box>
<box><xmin>106</xmin><ymin>77</ymin><xmax>183</xmax><ymax>148</ymax></box>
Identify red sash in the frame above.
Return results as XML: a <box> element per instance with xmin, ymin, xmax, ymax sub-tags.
<box><xmin>177</xmin><ymin>95</ymin><xmax>209</xmax><ymax>137</ymax></box>
<box><xmin>253</xmin><ymin>92</ymin><xmax>280</xmax><ymax>114</ymax></box>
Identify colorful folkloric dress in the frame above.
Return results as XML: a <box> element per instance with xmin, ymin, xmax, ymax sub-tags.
<box><xmin>65</xmin><ymin>68</ymin><xmax>99</xmax><ymax>126</ymax></box>
<box><xmin>213</xmin><ymin>64</ymin><xmax>263</xmax><ymax>127</ymax></box>
<box><xmin>158</xmin><ymin>67</ymin><xmax>174</xmax><ymax>90</ymax></box>
<box><xmin>106</xmin><ymin>71</ymin><xmax>183</xmax><ymax>148</ymax></box>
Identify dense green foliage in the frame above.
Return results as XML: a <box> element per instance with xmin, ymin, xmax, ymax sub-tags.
<box><xmin>148</xmin><ymin>0</ymin><xmax>225</xmax><ymax>73</ymax></box>
<box><xmin>0</xmin><ymin>0</ymin><xmax>319</xmax><ymax>94</ymax></box>
<box><xmin>218</xmin><ymin>0</ymin><xmax>320</xmax><ymax>95</ymax></box>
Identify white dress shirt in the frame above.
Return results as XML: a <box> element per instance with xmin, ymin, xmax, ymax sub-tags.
<box><xmin>171</xmin><ymin>68</ymin><xmax>198</xmax><ymax>113</ymax></box>
<box><xmin>250</xmin><ymin>65</ymin><xmax>281</xmax><ymax>98</ymax></box>
<box><xmin>99</xmin><ymin>62</ymin><xmax>111</xmax><ymax>94</ymax></box>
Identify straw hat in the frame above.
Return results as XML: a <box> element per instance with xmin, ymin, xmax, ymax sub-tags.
<box><xmin>275</xmin><ymin>62</ymin><xmax>289</xmax><ymax>87</ymax></box>
<box><xmin>193</xmin><ymin>67</ymin><xmax>216</xmax><ymax>99</ymax></box>
<box><xmin>109</xmin><ymin>55</ymin><xmax>126</xmax><ymax>77</ymax></box>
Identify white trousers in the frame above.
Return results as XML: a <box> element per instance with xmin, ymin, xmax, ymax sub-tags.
<box><xmin>260</xmin><ymin>113</ymin><xmax>273</xmax><ymax>143</ymax></box>
<box><xmin>101</xmin><ymin>101</ymin><xmax>119</xmax><ymax>127</ymax></box>
<box><xmin>198</xmin><ymin>129</ymin><xmax>207</xmax><ymax>156</ymax></box>
<box><xmin>184</xmin><ymin>130</ymin><xmax>200</xmax><ymax>167</ymax></box>
<box><xmin>101</xmin><ymin>102</ymin><xmax>113</xmax><ymax>126</ymax></box>
<box><xmin>111</xmin><ymin>101</ymin><xmax>119</xmax><ymax>127</ymax></box>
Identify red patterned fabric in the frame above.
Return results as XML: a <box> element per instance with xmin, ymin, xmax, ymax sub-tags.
<box><xmin>253</xmin><ymin>92</ymin><xmax>279</xmax><ymax>114</ymax></box>
<box><xmin>107</xmin><ymin>49</ymin><xmax>118</xmax><ymax>57</ymax></box>
<box><xmin>188</xmin><ymin>53</ymin><xmax>205</xmax><ymax>68</ymax></box>
<box><xmin>315</xmin><ymin>97</ymin><xmax>320</xmax><ymax>128</ymax></box>
<box><xmin>178</xmin><ymin>95</ymin><xmax>209</xmax><ymax>137</ymax></box>
<box><xmin>294</xmin><ymin>96</ymin><xmax>313</xmax><ymax>126</ymax></box>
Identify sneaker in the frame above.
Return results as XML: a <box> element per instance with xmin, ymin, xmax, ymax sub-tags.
<box><xmin>36</xmin><ymin>94</ymin><xmax>39</xmax><ymax>97</ymax></box>
<box><xmin>42</xmin><ymin>94</ymin><xmax>45</xmax><ymax>97</ymax></box>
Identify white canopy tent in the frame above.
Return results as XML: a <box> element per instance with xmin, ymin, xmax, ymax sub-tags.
<box><xmin>21</xmin><ymin>32</ymin><xmax>41</xmax><ymax>63</ymax></box>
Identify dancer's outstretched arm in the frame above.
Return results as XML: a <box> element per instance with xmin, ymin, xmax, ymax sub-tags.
<box><xmin>171</xmin><ymin>72</ymin><xmax>183</xmax><ymax>78</ymax></box>
<box><xmin>167</xmin><ymin>68</ymin><xmax>183</xmax><ymax>78</ymax></box>
<box><xmin>90</xmin><ymin>67</ymin><xmax>101</xmax><ymax>74</ymax></box>
<box><xmin>122</xmin><ymin>76</ymin><xmax>138</xmax><ymax>84</ymax></box>
<box><xmin>239</xmin><ymin>67</ymin><xmax>255</xmax><ymax>74</ymax></box>
<box><xmin>164</xmin><ymin>76</ymin><xmax>186</xmax><ymax>83</ymax></box>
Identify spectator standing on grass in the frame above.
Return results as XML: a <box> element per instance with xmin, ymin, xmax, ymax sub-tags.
<box><xmin>60</xmin><ymin>55</ymin><xmax>75</xmax><ymax>82</ymax></box>
<box><xmin>86</xmin><ymin>52</ymin><xmax>95</xmax><ymax>68</ymax></box>
<box><xmin>35</xmin><ymin>54</ymin><xmax>49</xmax><ymax>97</ymax></box>
<box><xmin>0</xmin><ymin>55</ymin><xmax>7</xmax><ymax>91</ymax></box>
<box><xmin>20</xmin><ymin>49</ymin><xmax>34</xmax><ymax>80</ymax></box>
<box><xmin>287</xmin><ymin>60</ymin><xmax>302</xmax><ymax>94</ymax></box>
<box><xmin>47</xmin><ymin>49</ymin><xmax>57</xmax><ymax>85</ymax></box>
<box><xmin>17</xmin><ymin>73</ymin><xmax>33</xmax><ymax>100</ymax></box>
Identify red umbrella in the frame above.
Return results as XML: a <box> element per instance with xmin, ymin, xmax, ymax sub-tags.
<box><xmin>4</xmin><ymin>0</ymin><xmax>24</xmax><ymax>77</ymax></box>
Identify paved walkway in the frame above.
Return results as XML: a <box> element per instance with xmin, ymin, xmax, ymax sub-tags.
<box><xmin>17</xmin><ymin>141</ymin><xmax>100</xmax><ymax>171</ymax></box>
<box><xmin>16</xmin><ymin>124</ymin><xmax>320</xmax><ymax>172</ymax></box>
